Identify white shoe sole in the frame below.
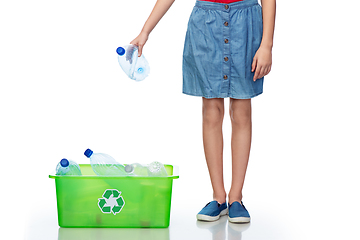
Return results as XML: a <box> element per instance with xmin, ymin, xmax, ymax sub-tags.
<box><xmin>228</xmin><ymin>216</ymin><xmax>251</xmax><ymax>223</ymax></box>
<box><xmin>197</xmin><ymin>208</ymin><xmax>228</xmax><ymax>222</ymax></box>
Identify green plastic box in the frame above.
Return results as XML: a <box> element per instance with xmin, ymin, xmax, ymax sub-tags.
<box><xmin>49</xmin><ymin>164</ymin><xmax>179</xmax><ymax>228</ymax></box>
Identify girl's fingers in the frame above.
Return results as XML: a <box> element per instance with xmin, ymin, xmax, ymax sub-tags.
<box><xmin>138</xmin><ymin>45</ymin><xmax>143</xmax><ymax>57</ymax></box>
<box><xmin>264</xmin><ymin>65</ymin><xmax>271</xmax><ymax>77</ymax></box>
<box><xmin>254</xmin><ymin>65</ymin><xmax>262</xmax><ymax>81</ymax></box>
<box><xmin>129</xmin><ymin>40</ymin><xmax>143</xmax><ymax>57</ymax></box>
<box><xmin>254</xmin><ymin>64</ymin><xmax>272</xmax><ymax>81</ymax></box>
<box><xmin>265</xmin><ymin>66</ymin><xmax>271</xmax><ymax>76</ymax></box>
<box><xmin>251</xmin><ymin>57</ymin><xmax>257</xmax><ymax>72</ymax></box>
<box><xmin>130</xmin><ymin>38</ymin><xmax>138</xmax><ymax>46</ymax></box>
<box><xmin>260</xmin><ymin>66</ymin><xmax>266</xmax><ymax>79</ymax></box>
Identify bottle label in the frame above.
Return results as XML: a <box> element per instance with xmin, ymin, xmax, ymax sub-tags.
<box><xmin>98</xmin><ymin>189</ymin><xmax>125</xmax><ymax>215</ymax></box>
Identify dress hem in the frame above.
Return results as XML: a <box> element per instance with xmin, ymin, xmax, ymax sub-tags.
<box><xmin>182</xmin><ymin>91</ymin><xmax>263</xmax><ymax>99</ymax></box>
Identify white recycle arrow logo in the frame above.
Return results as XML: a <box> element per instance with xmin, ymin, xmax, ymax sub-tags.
<box><xmin>98</xmin><ymin>189</ymin><xmax>125</xmax><ymax>215</ymax></box>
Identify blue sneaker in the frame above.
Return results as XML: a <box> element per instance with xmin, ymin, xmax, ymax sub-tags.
<box><xmin>197</xmin><ymin>201</ymin><xmax>228</xmax><ymax>222</ymax></box>
<box><xmin>228</xmin><ymin>201</ymin><xmax>251</xmax><ymax>223</ymax></box>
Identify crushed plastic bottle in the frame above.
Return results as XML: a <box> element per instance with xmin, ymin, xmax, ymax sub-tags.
<box><xmin>84</xmin><ymin>148</ymin><xmax>127</xmax><ymax>176</ymax></box>
<box><xmin>124</xmin><ymin>163</ymin><xmax>149</xmax><ymax>176</ymax></box>
<box><xmin>147</xmin><ymin>161</ymin><xmax>168</xmax><ymax>177</ymax></box>
<box><xmin>124</xmin><ymin>162</ymin><xmax>168</xmax><ymax>177</ymax></box>
<box><xmin>116</xmin><ymin>45</ymin><xmax>150</xmax><ymax>81</ymax></box>
<box><xmin>56</xmin><ymin>158</ymin><xmax>82</xmax><ymax>176</ymax></box>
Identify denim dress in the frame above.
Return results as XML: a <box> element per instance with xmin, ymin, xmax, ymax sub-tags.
<box><xmin>182</xmin><ymin>0</ymin><xmax>264</xmax><ymax>99</ymax></box>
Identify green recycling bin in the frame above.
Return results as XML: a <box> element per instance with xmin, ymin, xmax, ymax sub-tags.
<box><xmin>49</xmin><ymin>164</ymin><xmax>179</xmax><ymax>228</ymax></box>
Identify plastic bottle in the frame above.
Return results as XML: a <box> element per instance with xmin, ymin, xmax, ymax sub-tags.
<box><xmin>116</xmin><ymin>45</ymin><xmax>150</xmax><ymax>81</ymax></box>
<box><xmin>124</xmin><ymin>163</ymin><xmax>149</xmax><ymax>176</ymax></box>
<box><xmin>147</xmin><ymin>161</ymin><xmax>168</xmax><ymax>177</ymax></box>
<box><xmin>84</xmin><ymin>149</ymin><xmax>127</xmax><ymax>176</ymax></box>
<box><xmin>56</xmin><ymin>158</ymin><xmax>82</xmax><ymax>176</ymax></box>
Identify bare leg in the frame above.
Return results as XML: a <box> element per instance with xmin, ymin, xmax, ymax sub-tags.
<box><xmin>228</xmin><ymin>98</ymin><xmax>252</xmax><ymax>205</ymax></box>
<box><xmin>202</xmin><ymin>97</ymin><xmax>226</xmax><ymax>204</ymax></box>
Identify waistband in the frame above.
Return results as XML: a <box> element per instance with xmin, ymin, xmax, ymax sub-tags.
<box><xmin>195</xmin><ymin>0</ymin><xmax>259</xmax><ymax>10</ymax></box>
<box><xmin>200</xmin><ymin>0</ymin><xmax>244</xmax><ymax>3</ymax></box>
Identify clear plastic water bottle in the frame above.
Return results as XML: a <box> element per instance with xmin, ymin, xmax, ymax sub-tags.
<box><xmin>125</xmin><ymin>163</ymin><xmax>149</xmax><ymax>176</ymax></box>
<box><xmin>116</xmin><ymin>45</ymin><xmax>150</xmax><ymax>81</ymax></box>
<box><xmin>84</xmin><ymin>149</ymin><xmax>127</xmax><ymax>176</ymax></box>
<box><xmin>147</xmin><ymin>161</ymin><xmax>168</xmax><ymax>177</ymax></box>
<box><xmin>56</xmin><ymin>158</ymin><xmax>82</xmax><ymax>176</ymax></box>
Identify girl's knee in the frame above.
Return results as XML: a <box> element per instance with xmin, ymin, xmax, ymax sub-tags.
<box><xmin>229</xmin><ymin>99</ymin><xmax>251</xmax><ymax>125</ymax></box>
<box><xmin>202</xmin><ymin>98</ymin><xmax>224</xmax><ymax>124</ymax></box>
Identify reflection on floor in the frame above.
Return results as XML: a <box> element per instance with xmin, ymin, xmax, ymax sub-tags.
<box><xmin>57</xmin><ymin>215</ymin><xmax>250</xmax><ymax>240</ymax></box>
<box><xmin>196</xmin><ymin>217</ymin><xmax>250</xmax><ymax>240</ymax></box>
<box><xmin>58</xmin><ymin>227</ymin><xmax>170</xmax><ymax>240</ymax></box>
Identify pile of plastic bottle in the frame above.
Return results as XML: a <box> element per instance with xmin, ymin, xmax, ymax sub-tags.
<box><xmin>55</xmin><ymin>148</ymin><xmax>168</xmax><ymax>177</ymax></box>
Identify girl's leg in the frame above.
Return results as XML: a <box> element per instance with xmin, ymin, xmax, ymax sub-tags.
<box><xmin>202</xmin><ymin>97</ymin><xmax>226</xmax><ymax>204</ymax></box>
<box><xmin>228</xmin><ymin>98</ymin><xmax>252</xmax><ymax>205</ymax></box>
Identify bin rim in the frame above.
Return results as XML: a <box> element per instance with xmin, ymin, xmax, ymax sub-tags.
<box><xmin>49</xmin><ymin>164</ymin><xmax>179</xmax><ymax>180</ymax></box>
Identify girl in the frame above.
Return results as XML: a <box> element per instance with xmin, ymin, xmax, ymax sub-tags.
<box><xmin>131</xmin><ymin>0</ymin><xmax>276</xmax><ymax>223</ymax></box>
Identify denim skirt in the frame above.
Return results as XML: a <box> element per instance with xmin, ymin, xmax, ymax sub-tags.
<box><xmin>182</xmin><ymin>0</ymin><xmax>264</xmax><ymax>99</ymax></box>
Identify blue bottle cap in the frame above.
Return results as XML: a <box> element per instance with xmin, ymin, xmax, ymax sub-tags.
<box><xmin>116</xmin><ymin>47</ymin><xmax>125</xmax><ymax>56</ymax></box>
<box><xmin>84</xmin><ymin>148</ymin><xmax>93</xmax><ymax>158</ymax></box>
<box><xmin>60</xmin><ymin>158</ymin><xmax>69</xmax><ymax>167</ymax></box>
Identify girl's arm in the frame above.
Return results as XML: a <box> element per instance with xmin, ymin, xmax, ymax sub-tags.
<box><xmin>252</xmin><ymin>0</ymin><xmax>276</xmax><ymax>81</ymax></box>
<box><xmin>130</xmin><ymin>0</ymin><xmax>175</xmax><ymax>57</ymax></box>
<box><xmin>260</xmin><ymin>0</ymin><xmax>276</xmax><ymax>49</ymax></box>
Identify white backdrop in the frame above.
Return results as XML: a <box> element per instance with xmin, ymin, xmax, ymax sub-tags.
<box><xmin>1</xmin><ymin>0</ymin><xmax>359</xmax><ymax>239</ymax></box>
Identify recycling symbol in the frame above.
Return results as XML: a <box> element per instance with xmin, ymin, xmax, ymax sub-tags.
<box><xmin>98</xmin><ymin>189</ymin><xmax>125</xmax><ymax>215</ymax></box>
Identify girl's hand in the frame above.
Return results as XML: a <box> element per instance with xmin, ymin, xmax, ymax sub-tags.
<box><xmin>130</xmin><ymin>31</ymin><xmax>149</xmax><ymax>57</ymax></box>
<box><xmin>251</xmin><ymin>46</ymin><xmax>272</xmax><ymax>81</ymax></box>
